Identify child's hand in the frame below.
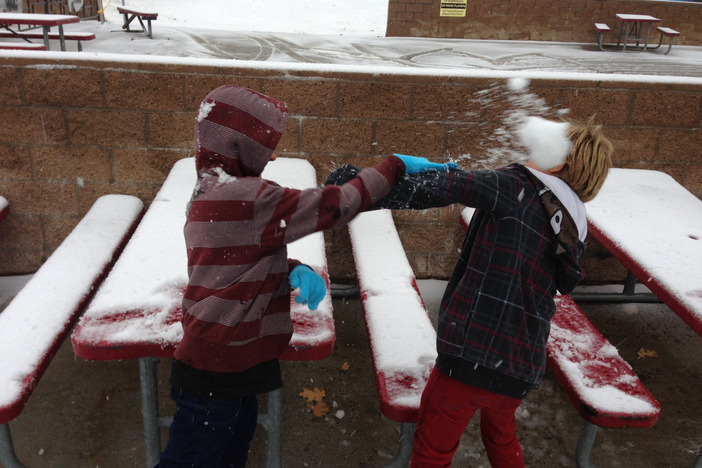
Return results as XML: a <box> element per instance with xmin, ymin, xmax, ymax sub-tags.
<box><xmin>394</xmin><ymin>154</ymin><xmax>459</xmax><ymax>174</ymax></box>
<box><xmin>289</xmin><ymin>265</ymin><xmax>326</xmax><ymax>311</ymax></box>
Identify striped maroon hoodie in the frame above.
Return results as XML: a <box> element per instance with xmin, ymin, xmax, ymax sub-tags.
<box><xmin>175</xmin><ymin>85</ymin><xmax>405</xmax><ymax>373</ymax></box>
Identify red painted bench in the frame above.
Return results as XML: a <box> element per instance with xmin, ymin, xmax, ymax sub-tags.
<box><xmin>117</xmin><ymin>6</ymin><xmax>158</xmax><ymax>39</ymax></box>
<box><xmin>348</xmin><ymin>209</ymin><xmax>440</xmax><ymax>467</ymax></box>
<box><xmin>0</xmin><ymin>195</ymin><xmax>144</xmax><ymax>468</ymax></box>
<box><xmin>0</xmin><ymin>31</ymin><xmax>95</xmax><ymax>51</ymax></box>
<box><xmin>594</xmin><ymin>23</ymin><xmax>611</xmax><ymax>51</ymax></box>
<box><xmin>654</xmin><ymin>27</ymin><xmax>681</xmax><ymax>55</ymax></box>
<box><xmin>71</xmin><ymin>157</ymin><xmax>335</xmax><ymax>467</ymax></box>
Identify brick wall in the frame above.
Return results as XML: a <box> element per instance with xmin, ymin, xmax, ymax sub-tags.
<box><xmin>387</xmin><ymin>0</ymin><xmax>702</xmax><ymax>46</ymax></box>
<box><xmin>0</xmin><ymin>57</ymin><xmax>701</xmax><ymax>283</ymax></box>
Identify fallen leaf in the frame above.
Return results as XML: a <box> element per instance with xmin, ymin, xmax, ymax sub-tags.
<box><xmin>341</xmin><ymin>361</ymin><xmax>350</xmax><ymax>371</ymax></box>
<box><xmin>308</xmin><ymin>400</ymin><xmax>329</xmax><ymax>417</ymax></box>
<box><xmin>299</xmin><ymin>387</ymin><xmax>325</xmax><ymax>402</ymax></box>
<box><xmin>637</xmin><ymin>348</ymin><xmax>658</xmax><ymax>358</ymax></box>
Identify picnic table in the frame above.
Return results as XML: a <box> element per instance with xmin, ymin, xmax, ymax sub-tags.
<box><xmin>584</xmin><ymin>168</ymin><xmax>702</xmax><ymax>467</ymax></box>
<box><xmin>615</xmin><ymin>14</ymin><xmax>661</xmax><ymax>52</ymax></box>
<box><xmin>71</xmin><ymin>157</ymin><xmax>334</xmax><ymax>468</ymax></box>
<box><xmin>0</xmin><ymin>13</ymin><xmax>79</xmax><ymax>51</ymax></box>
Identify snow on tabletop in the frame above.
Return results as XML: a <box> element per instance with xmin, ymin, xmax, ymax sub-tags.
<box><xmin>348</xmin><ymin>210</ymin><xmax>437</xmax><ymax>407</ymax></box>
<box><xmin>585</xmin><ymin>169</ymin><xmax>702</xmax><ymax>319</ymax></box>
<box><xmin>0</xmin><ymin>195</ymin><xmax>144</xmax><ymax>408</ymax></box>
<box><xmin>78</xmin><ymin>158</ymin><xmax>196</xmax><ymax>345</ymax></box>
<box><xmin>263</xmin><ymin>158</ymin><xmax>334</xmax><ymax>346</ymax></box>
<box><xmin>78</xmin><ymin>157</ymin><xmax>332</xmax><ymax>347</ymax></box>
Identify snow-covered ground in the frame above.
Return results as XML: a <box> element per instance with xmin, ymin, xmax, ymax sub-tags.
<box><xmin>100</xmin><ymin>0</ymin><xmax>389</xmax><ymax>36</ymax></box>
<box><xmin>4</xmin><ymin>0</ymin><xmax>702</xmax><ymax>78</ymax></box>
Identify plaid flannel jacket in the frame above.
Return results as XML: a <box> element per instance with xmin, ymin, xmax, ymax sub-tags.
<box><xmin>329</xmin><ymin>163</ymin><xmax>585</xmax><ymax>386</ymax></box>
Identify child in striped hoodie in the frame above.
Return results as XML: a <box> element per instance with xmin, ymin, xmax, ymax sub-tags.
<box><xmin>156</xmin><ymin>85</ymin><xmax>454</xmax><ymax>468</ymax></box>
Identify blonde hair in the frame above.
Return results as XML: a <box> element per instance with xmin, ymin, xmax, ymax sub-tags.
<box><xmin>558</xmin><ymin>118</ymin><xmax>613</xmax><ymax>202</ymax></box>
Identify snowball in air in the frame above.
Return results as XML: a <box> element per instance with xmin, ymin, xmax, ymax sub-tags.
<box><xmin>518</xmin><ymin>116</ymin><xmax>572</xmax><ymax>170</ymax></box>
<box><xmin>507</xmin><ymin>77</ymin><xmax>530</xmax><ymax>92</ymax></box>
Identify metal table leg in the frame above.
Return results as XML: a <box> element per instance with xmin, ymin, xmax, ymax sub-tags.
<box><xmin>0</xmin><ymin>423</ymin><xmax>27</xmax><ymax>468</ymax></box>
<box><xmin>58</xmin><ymin>25</ymin><xmax>66</xmax><ymax>51</ymax></box>
<box><xmin>139</xmin><ymin>356</ymin><xmax>161</xmax><ymax>468</ymax></box>
<box><xmin>575</xmin><ymin>421</ymin><xmax>598</xmax><ymax>468</ymax></box>
<box><xmin>693</xmin><ymin>448</ymin><xmax>702</xmax><ymax>468</ymax></box>
<box><xmin>41</xmin><ymin>25</ymin><xmax>50</xmax><ymax>50</ymax></box>
<box><xmin>383</xmin><ymin>422</ymin><xmax>416</xmax><ymax>468</ymax></box>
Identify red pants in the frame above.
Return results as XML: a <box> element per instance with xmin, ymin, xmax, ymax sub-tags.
<box><xmin>411</xmin><ymin>366</ymin><xmax>525</xmax><ymax>468</ymax></box>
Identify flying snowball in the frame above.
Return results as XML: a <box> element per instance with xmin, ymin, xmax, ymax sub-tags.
<box><xmin>507</xmin><ymin>77</ymin><xmax>530</xmax><ymax>92</ymax></box>
<box><xmin>518</xmin><ymin>116</ymin><xmax>572</xmax><ymax>170</ymax></box>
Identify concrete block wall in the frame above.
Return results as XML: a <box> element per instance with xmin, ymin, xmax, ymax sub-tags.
<box><xmin>387</xmin><ymin>0</ymin><xmax>702</xmax><ymax>46</ymax></box>
<box><xmin>0</xmin><ymin>57</ymin><xmax>701</xmax><ymax>283</ymax></box>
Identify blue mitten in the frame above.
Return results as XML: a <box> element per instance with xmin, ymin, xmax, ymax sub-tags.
<box><xmin>394</xmin><ymin>154</ymin><xmax>459</xmax><ymax>174</ymax></box>
<box><xmin>289</xmin><ymin>265</ymin><xmax>326</xmax><ymax>311</ymax></box>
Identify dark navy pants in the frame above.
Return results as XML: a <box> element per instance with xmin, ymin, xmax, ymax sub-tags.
<box><xmin>156</xmin><ymin>389</ymin><xmax>258</xmax><ymax>468</ymax></box>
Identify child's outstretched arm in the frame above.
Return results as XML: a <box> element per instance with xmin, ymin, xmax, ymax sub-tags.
<box><xmin>256</xmin><ymin>154</ymin><xmax>446</xmax><ymax>250</ymax></box>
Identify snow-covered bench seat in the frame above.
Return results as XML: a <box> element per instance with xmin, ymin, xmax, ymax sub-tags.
<box><xmin>0</xmin><ymin>194</ymin><xmax>144</xmax><ymax>468</ymax></box>
<box><xmin>71</xmin><ymin>157</ymin><xmax>334</xmax><ymax>467</ymax></box>
<box><xmin>347</xmin><ymin>209</ymin><xmax>438</xmax><ymax>468</ymax></box>
<box><xmin>0</xmin><ymin>196</ymin><xmax>8</xmax><ymax>222</ymax></box>
<box><xmin>461</xmin><ymin>207</ymin><xmax>660</xmax><ymax>468</ymax></box>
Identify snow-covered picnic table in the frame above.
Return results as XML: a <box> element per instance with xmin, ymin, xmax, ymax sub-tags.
<box><xmin>71</xmin><ymin>157</ymin><xmax>334</xmax><ymax>468</ymax></box>
<box><xmin>584</xmin><ymin>168</ymin><xmax>702</xmax><ymax>468</ymax></box>
<box><xmin>585</xmin><ymin>168</ymin><xmax>702</xmax><ymax>336</ymax></box>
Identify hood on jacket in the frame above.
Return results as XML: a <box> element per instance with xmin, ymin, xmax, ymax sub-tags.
<box><xmin>194</xmin><ymin>85</ymin><xmax>289</xmax><ymax>178</ymax></box>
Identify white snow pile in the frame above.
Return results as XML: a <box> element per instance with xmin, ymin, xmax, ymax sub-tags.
<box><xmin>0</xmin><ymin>195</ymin><xmax>144</xmax><ymax>409</ymax></box>
<box><xmin>349</xmin><ymin>209</ymin><xmax>437</xmax><ymax>409</ymax></box>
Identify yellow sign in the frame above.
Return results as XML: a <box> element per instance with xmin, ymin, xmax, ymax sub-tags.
<box><xmin>440</xmin><ymin>0</ymin><xmax>467</xmax><ymax>17</ymax></box>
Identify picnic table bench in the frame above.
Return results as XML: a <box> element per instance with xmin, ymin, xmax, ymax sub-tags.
<box><xmin>347</xmin><ymin>209</ymin><xmax>437</xmax><ymax>467</ymax></box>
<box><xmin>0</xmin><ymin>30</ymin><xmax>95</xmax><ymax>51</ymax></box>
<box><xmin>0</xmin><ymin>194</ymin><xmax>143</xmax><ymax>468</ymax></box>
<box><xmin>71</xmin><ymin>157</ymin><xmax>335</xmax><ymax>468</ymax></box>
<box><xmin>117</xmin><ymin>6</ymin><xmax>158</xmax><ymax>39</ymax></box>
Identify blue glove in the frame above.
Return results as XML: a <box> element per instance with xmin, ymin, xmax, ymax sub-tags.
<box><xmin>394</xmin><ymin>154</ymin><xmax>459</xmax><ymax>175</ymax></box>
<box><xmin>289</xmin><ymin>265</ymin><xmax>326</xmax><ymax>311</ymax></box>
